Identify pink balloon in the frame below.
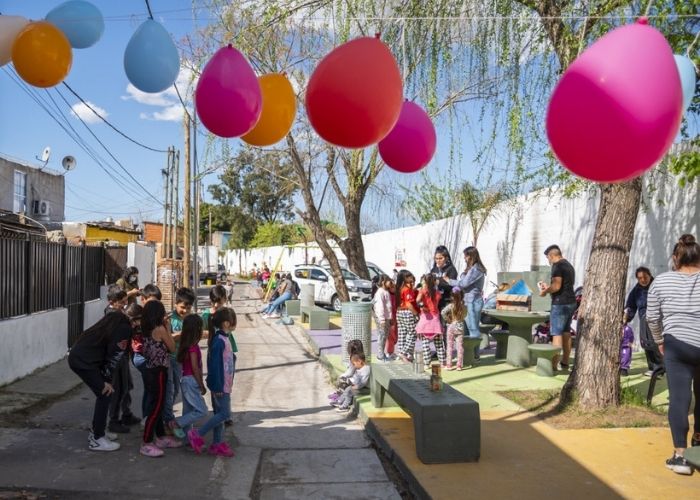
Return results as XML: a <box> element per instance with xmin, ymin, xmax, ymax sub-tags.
<box><xmin>379</xmin><ymin>101</ymin><xmax>436</xmax><ymax>173</ymax></box>
<box><xmin>546</xmin><ymin>22</ymin><xmax>682</xmax><ymax>183</ymax></box>
<box><xmin>195</xmin><ymin>45</ymin><xmax>262</xmax><ymax>138</ymax></box>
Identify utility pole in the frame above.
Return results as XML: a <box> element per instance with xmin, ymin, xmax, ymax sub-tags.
<box><xmin>168</xmin><ymin>149</ymin><xmax>175</xmax><ymax>260</ymax></box>
<box><xmin>183</xmin><ymin>114</ymin><xmax>191</xmax><ymax>288</ymax></box>
<box><xmin>192</xmin><ymin>114</ymin><xmax>200</xmax><ymax>306</ymax></box>
<box><xmin>173</xmin><ymin>149</ymin><xmax>180</xmax><ymax>262</ymax></box>
<box><xmin>162</xmin><ymin>147</ymin><xmax>172</xmax><ymax>259</ymax></box>
<box><xmin>209</xmin><ymin>210</ymin><xmax>212</xmax><ymax>246</ymax></box>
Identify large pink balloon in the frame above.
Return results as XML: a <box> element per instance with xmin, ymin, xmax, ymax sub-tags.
<box><xmin>195</xmin><ymin>44</ymin><xmax>262</xmax><ymax>138</ymax></box>
<box><xmin>379</xmin><ymin>101</ymin><xmax>436</xmax><ymax>173</ymax></box>
<box><xmin>546</xmin><ymin>22</ymin><xmax>682</xmax><ymax>183</ymax></box>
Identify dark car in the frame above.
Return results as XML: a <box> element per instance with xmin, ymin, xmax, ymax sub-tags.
<box><xmin>200</xmin><ymin>264</ymin><xmax>227</xmax><ymax>285</ymax></box>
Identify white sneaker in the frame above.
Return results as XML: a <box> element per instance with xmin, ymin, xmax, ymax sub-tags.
<box><xmin>89</xmin><ymin>430</ymin><xmax>118</xmax><ymax>441</ymax></box>
<box><xmin>89</xmin><ymin>435</ymin><xmax>120</xmax><ymax>452</ymax></box>
<box><xmin>268</xmin><ymin>313</ymin><xmax>281</xmax><ymax>319</ymax></box>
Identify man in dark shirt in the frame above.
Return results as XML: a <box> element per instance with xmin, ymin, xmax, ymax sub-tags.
<box><xmin>538</xmin><ymin>244</ymin><xmax>576</xmax><ymax>370</ymax></box>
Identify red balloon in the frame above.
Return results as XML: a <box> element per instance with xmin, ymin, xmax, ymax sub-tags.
<box><xmin>305</xmin><ymin>37</ymin><xmax>403</xmax><ymax>148</ymax></box>
<box><xmin>379</xmin><ymin>101</ymin><xmax>436</xmax><ymax>173</ymax></box>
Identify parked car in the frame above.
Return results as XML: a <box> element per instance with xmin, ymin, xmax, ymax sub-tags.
<box><xmin>200</xmin><ymin>264</ymin><xmax>227</xmax><ymax>285</ymax></box>
<box><xmin>318</xmin><ymin>259</ymin><xmax>389</xmax><ymax>280</ymax></box>
<box><xmin>293</xmin><ymin>264</ymin><xmax>372</xmax><ymax>312</ymax></box>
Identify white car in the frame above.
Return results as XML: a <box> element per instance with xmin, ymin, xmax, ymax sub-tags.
<box><xmin>293</xmin><ymin>265</ymin><xmax>372</xmax><ymax>312</ymax></box>
<box><xmin>318</xmin><ymin>258</ymin><xmax>389</xmax><ymax>280</ymax></box>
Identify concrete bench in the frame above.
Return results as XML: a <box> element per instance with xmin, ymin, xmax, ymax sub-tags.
<box><xmin>478</xmin><ymin>323</ymin><xmax>496</xmax><ymax>349</ymax></box>
<box><xmin>300</xmin><ymin>305</ymin><xmax>330</xmax><ymax>330</ymax></box>
<box><xmin>285</xmin><ymin>299</ymin><xmax>301</xmax><ymax>316</ymax></box>
<box><xmin>371</xmin><ymin>362</ymin><xmax>480</xmax><ymax>464</ymax></box>
<box><xmin>462</xmin><ymin>337</ymin><xmax>482</xmax><ymax>367</ymax></box>
<box><xmin>490</xmin><ymin>329</ymin><xmax>510</xmax><ymax>359</ymax></box>
<box><xmin>527</xmin><ymin>344</ymin><xmax>561</xmax><ymax>376</ymax></box>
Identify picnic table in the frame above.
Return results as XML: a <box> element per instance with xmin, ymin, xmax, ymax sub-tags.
<box><xmin>481</xmin><ymin>309</ymin><xmax>549</xmax><ymax>367</ymax></box>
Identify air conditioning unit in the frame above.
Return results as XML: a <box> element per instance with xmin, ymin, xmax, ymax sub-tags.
<box><xmin>32</xmin><ymin>199</ymin><xmax>50</xmax><ymax>216</ymax></box>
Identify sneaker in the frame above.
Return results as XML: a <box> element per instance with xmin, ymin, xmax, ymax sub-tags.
<box><xmin>665</xmin><ymin>452</ymin><xmax>692</xmax><ymax>475</ymax></box>
<box><xmin>376</xmin><ymin>353</ymin><xmax>386</xmax><ymax>361</ymax></box>
<box><xmin>121</xmin><ymin>414</ymin><xmax>142</xmax><ymax>426</ymax></box>
<box><xmin>89</xmin><ymin>435</ymin><xmax>120</xmax><ymax>452</ymax></box>
<box><xmin>620</xmin><ymin>369</ymin><xmax>629</xmax><ymax>376</ymax></box>
<box><xmin>268</xmin><ymin>313</ymin><xmax>281</xmax><ymax>319</ymax></box>
<box><xmin>327</xmin><ymin>392</ymin><xmax>340</xmax><ymax>400</ymax></box>
<box><xmin>644</xmin><ymin>370</ymin><xmax>654</xmax><ymax>377</ymax></box>
<box><xmin>224</xmin><ymin>419</ymin><xmax>233</xmax><ymax>427</ymax></box>
<box><xmin>559</xmin><ymin>362</ymin><xmax>569</xmax><ymax>370</ymax></box>
<box><xmin>155</xmin><ymin>436</ymin><xmax>183</xmax><ymax>449</ymax></box>
<box><xmin>691</xmin><ymin>433</ymin><xmax>700</xmax><ymax>447</ymax></box>
<box><xmin>261</xmin><ymin>314</ymin><xmax>270</xmax><ymax>319</ymax></box>
<box><xmin>187</xmin><ymin>429</ymin><xmax>205</xmax><ymax>454</ymax></box>
<box><xmin>89</xmin><ymin>430</ymin><xmax>118</xmax><ymax>441</ymax></box>
<box><xmin>336</xmin><ymin>405</ymin><xmax>351</xmax><ymax>413</ymax></box>
<box><xmin>168</xmin><ymin>420</ymin><xmax>186</xmax><ymax>439</ymax></box>
<box><xmin>208</xmin><ymin>442</ymin><xmax>235</xmax><ymax>457</ymax></box>
<box><xmin>140</xmin><ymin>443</ymin><xmax>164</xmax><ymax>458</ymax></box>
<box><xmin>108</xmin><ymin>420</ymin><xmax>130</xmax><ymax>434</ymax></box>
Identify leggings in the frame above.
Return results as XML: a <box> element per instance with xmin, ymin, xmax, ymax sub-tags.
<box><xmin>663</xmin><ymin>335</ymin><xmax>700</xmax><ymax>448</ymax></box>
<box><xmin>420</xmin><ymin>334</ymin><xmax>446</xmax><ymax>368</ymax></box>
<box><xmin>397</xmin><ymin>309</ymin><xmax>417</xmax><ymax>358</ymax></box>
<box><xmin>143</xmin><ymin>366</ymin><xmax>167</xmax><ymax>444</ymax></box>
<box><xmin>446</xmin><ymin>323</ymin><xmax>465</xmax><ymax>368</ymax></box>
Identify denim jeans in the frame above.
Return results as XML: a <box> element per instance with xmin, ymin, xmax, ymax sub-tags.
<box><xmin>163</xmin><ymin>357</ymin><xmax>182</xmax><ymax>423</ymax></box>
<box><xmin>176</xmin><ymin>375</ymin><xmax>208</xmax><ymax>431</ymax></box>
<box><xmin>198</xmin><ymin>392</ymin><xmax>231</xmax><ymax>444</ymax></box>
<box><xmin>550</xmin><ymin>303</ymin><xmax>577</xmax><ymax>335</ymax></box>
<box><xmin>264</xmin><ymin>291</ymin><xmax>292</xmax><ymax>315</ymax></box>
<box><xmin>465</xmin><ymin>296</ymin><xmax>483</xmax><ymax>338</ymax></box>
<box><xmin>132</xmin><ymin>353</ymin><xmax>151</xmax><ymax>419</ymax></box>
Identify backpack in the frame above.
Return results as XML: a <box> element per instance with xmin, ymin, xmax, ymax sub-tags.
<box><xmin>292</xmin><ymin>280</ymin><xmax>301</xmax><ymax>298</ymax></box>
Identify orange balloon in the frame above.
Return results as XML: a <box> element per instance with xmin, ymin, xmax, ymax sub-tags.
<box><xmin>12</xmin><ymin>21</ymin><xmax>72</xmax><ymax>88</ymax></box>
<box><xmin>242</xmin><ymin>73</ymin><xmax>297</xmax><ymax>146</ymax></box>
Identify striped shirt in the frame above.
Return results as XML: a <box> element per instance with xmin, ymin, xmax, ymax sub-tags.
<box><xmin>646</xmin><ymin>271</ymin><xmax>700</xmax><ymax>348</ymax></box>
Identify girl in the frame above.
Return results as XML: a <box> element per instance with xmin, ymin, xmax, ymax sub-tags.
<box><xmin>372</xmin><ymin>275</ymin><xmax>393</xmax><ymax>361</ymax></box>
<box><xmin>68</xmin><ymin>310</ymin><xmax>132</xmax><ymax>452</ymax></box>
<box><xmin>188</xmin><ymin>307</ymin><xmax>237</xmax><ymax>458</ymax></box>
<box><xmin>396</xmin><ymin>270</ymin><xmax>419</xmax><ymax>362</ymax></box>
<box><xmin>431</xmin><ymin>245</ymin><xmax>458</xmax><ymax>311</ymax></box>
<box><xmin>202</xmin><ymin>285</ymin><xmax>227</xmax><ymax>336</ymax></box>
<box><xmin>170</xmin><ymin>315</ymin><xmax>208</xmax><ymax>437</ymax></box>
<box><xmin>415</xmin><ymin>274</ymin><xmax>446</xmax><ymax>369</ymax></box>
<box><xmin>126</xmin><ymin>303</ymin><xmax>150</xmax><ymax>424</ymax></box>
<box><xmin>140</xmin><ymin>300</ymin><xmax>181</xmax><ymax>458</ymax></box>
<box><xmin>442</xmin><ymin>288</ymin><xmax>467</xmax><ymax>370</ymax></box>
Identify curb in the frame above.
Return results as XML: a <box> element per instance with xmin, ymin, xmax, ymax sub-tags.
<box><xmin>296</xmin><ymin>322</ymin><xmax>429</xmax><ymax>500</ymax></box>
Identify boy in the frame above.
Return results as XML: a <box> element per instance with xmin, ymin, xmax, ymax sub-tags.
<box><xmin>164</xmin><ymin>287</ymin><xmax>196</xmax><ymax>435</ymax></box>
<box><xmin>333</xmin><ymin>353</ymin><xmax>370</xmax><ymax>412</ymax></box>
<box><xmin>104</xmin><ymin>284</ymin><xmax>127</xmax><ymax>315</ymax></box>
<box><xmin>140</xmin><ymin>283</ymin><xmax>162</xmax><ymax>303</ymax></box>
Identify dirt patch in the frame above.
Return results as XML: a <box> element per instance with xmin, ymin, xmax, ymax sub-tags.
<box><xmin>499</xmin><ymin>389</ymin><xmax>668</xmax><ymax>429</ymax></box>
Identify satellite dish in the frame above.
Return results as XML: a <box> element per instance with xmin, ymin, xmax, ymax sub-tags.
<box><xmin>36</xmin><ymin>146</ymin><xmax>51</xmax><ymax>167</ymax></box>
<box><xmin>62</xmin><ymin>155</ymin><xmax>77</xmax><ymax>172</ymax></box>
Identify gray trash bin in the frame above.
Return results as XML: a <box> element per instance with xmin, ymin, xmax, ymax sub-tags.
<box><xmin>341</xmin><ymin>302</ymin><xmax>373</xmax><ymax>366</ymax></box>
<box><xmin>299</xmin><ymin>283</ymin><xmax>315</xmax><ymax>308</ymax></box>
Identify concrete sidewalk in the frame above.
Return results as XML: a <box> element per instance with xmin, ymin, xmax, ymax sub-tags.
<box><xmin>0</xmin><ymin>284</ymin><xmax>402</xmax><ymax>499</ymax></box>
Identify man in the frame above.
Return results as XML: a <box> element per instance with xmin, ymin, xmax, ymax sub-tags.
<box><xmin>538</xmin><ymin>244</ymin><xmax>576</xmax><ymax>371</ymax></box>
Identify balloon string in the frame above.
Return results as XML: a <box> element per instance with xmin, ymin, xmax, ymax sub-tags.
<box><xmin>401</xmin><ymin>20</ymin><xmax>407</xmax><ymax>81</ymax></box>
<box><xmin>643</xmin><ymin>0</ymin><xmax>652</xmax><ymax>17</ymax></box>
<box><xmin>144</xmin><ymin>0</ymin><xmax>154</xmax><ymax>20</ymax></box>
<box><xmin>688</xmin><ymin>29</ymin><xmax>700</xmax><ymax>58</ymax></box>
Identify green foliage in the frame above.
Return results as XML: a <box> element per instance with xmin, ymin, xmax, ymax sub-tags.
<box><xmin>667</xmin><ymin>138</ymin><xmax>700</xmax><ymax>187</ymax></box>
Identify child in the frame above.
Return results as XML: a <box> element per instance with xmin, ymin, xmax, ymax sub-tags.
<box><xmin>396</xmin><ymin>270</ymin><xmax>419</xmax><ymax>362</ymax></box>
<box><xmin>187</xmin><ymin>307</ymin><xmax>237</xmax><ymax>458</ymax></box>
<box><xmin>104</xmin><ymin>284</ymin><xmax>127</xmax><ymax>315</ymax></box>
<box><xmin>140</xmin><ymin>300</ymin><xmax>181</xmax><ymax>457</ymax></box>
<box><xmin>332</xmin><ymin>353</ymin><xmax>371</xmax><ymax>412</ymax></box>
<box><xmin>372</xmin><ymin>275</ymin><xmax>393</xmax><ymax>361</ymax></box>
<box><xmin>131</xmin><ymin>285</ymin><xmax>160</xmax><ymax>424</ymax></box>
<box><xmin>415</xmin><ymin>274</ymin><xmax>446</xmax><ymax>369</ymax></box>
<box><xmin>141</xmin><ymin>284</ymin><xmax>162</xmax><ymax>304</ymax></box>
<box><xmin>68</xmin><ymin>309</ymin><xmax>132</xmax><ymax>451</ymax></box>
<box><xmin>442</xmin><ymin>287</ymin><xmax>467</xmax><ymax>370</ymax></box>
<box><xmin>620</xmin><ymin>311</ymin><xmax>634</xmax><ymax>376</ymax></box>
<box><xmin>385</xmin><ymin>279</ymin><xmax>398</xmax><ymax>357</ymax></box>
<box><xmin>170</xmin><ymin>315</ymin><xmax>208</xmax><ymax>437</ymax></box>
<box><xmin>328</xmin><ymin>340</ymin><xmax>364</xmax><ymax>403</ymax></box>
<box><xmin>164</xmin><ymin>287</ymin><xmax>196</xmax><ymax>432</ymax></box>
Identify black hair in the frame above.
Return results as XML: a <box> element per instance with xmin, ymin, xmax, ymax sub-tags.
<box><xmin>543</xmin><ymin>244</ymin><xmax>561</xmax><ymax>257</ymax></box>
<box><xmin>434</xmin><ymin>245</ymin><xmax>453</xmax><ymax>265</ymax></box>
<box><xmin>351</xmin><ymin>352</ymin><xmax>366</xmax><ymax>363</ymax></box>
<box><xmin>123</xmin><ymin>266</ymin><xmax>139</xmax><ymax>279</ymax></box>
<box><xmin>175</xmin><ymin>287</ymin><xmax>196</xmax><ymax>306</ymax></box>
<box><xmin>177</xmin><ymin>314</ymin><xmax>204</xmax><ymax>363</ymax></box>
<box><xmin>141</xmin><ymin>300</ymin><xmax>166</xmax><ymax>338</ymax></box>
<box><xmin>635</xmin><ymin>266</ymin><xmax>653</xmax><ymax>278</ymax></box>
<box><xmin>463</xmin><ymin>246</ymin><xmax>487</xmax><ymax>274</ymax></box>
<box><xmin>395</xmin><ymin>270</ymin><xmax>415</xmax><ymax>305</ymax></box>
<box><xmin>208</xmin><ymin>307</ymin><xmax>236</xmax><ymax>349</ymax></box>
<box><xmin>141</xmin><ymin>284</ymin><xmax>162</xmax><ymax>301</ymax></box>
<box><xmin>125</xmin><ymin>303</ymin><xmax>143</xmax><ymax>320</ymax></box>
<box><xmin>209</xmin><ymin>285</ymin><xmax>227</xmax><ymax>304</ymax></box>
<box><xmin>107</xmin><ymin>284</ymin><xmax>127</xmax><ymax>303</ymax></box>
<box><xmin>347</xmin><ymin>339</ymin><xmax>364</xmax><ymax>356</ymax></box>
<box><xmin>285</xmin><ymin>273</ymin><xmax>292</xmax><ymax>280</ymax></box>
<box><xmin>673</xmin><ymin>234</ymin><xmax>700</xmax><ymax>268</ymax></box>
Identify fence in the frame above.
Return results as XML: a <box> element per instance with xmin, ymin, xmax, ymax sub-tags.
<box><xmin>0</xmin><ymin>234</ymin><xmax>105</xmax><ymax>347</ymax></box>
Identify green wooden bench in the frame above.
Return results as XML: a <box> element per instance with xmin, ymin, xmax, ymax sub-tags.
<box><xmin>300</xmin><ymin>305</ymin><xmax>330</xmax><ymax>330</ymax></box>
<box><xmin>527</xmin><ymin>344</ymin><xmax>561</xmax><ymax>376</ymax></box>
<box><xmin>371</xmin><ymin>362</ymin><xmax>480</xmax><ymax>464</ymax></box>
<box><xmin>285</xmin><ymin>299</ymin><xmax>301</xmax><ymax>316</ymax></box>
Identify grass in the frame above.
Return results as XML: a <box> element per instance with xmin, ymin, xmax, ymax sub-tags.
<box><xmin>499</xmin><ymin>385</ymin><xmax>668</xmax><ymax>430</ymax></box>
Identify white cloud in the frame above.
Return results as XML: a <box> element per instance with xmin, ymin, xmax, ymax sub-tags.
<box><xmin>70</xmin><ymin>101</ymin><xmax>108</xmax><ymax>124</ymax></box>
<box><xmin>121</xmin><ymin>64</ymin><xmax>197</xmax><ymax>122</ymax></box>
<box><xmin>140</xmin><ymin>105</ymin><xmax>184</xmax><ymax>122</ymax></box>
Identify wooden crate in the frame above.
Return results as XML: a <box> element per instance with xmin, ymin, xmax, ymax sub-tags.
<box><xmin>496</xmin><ymin>293</ymin><xmax>531</xmax><ymax>311</ymax></box>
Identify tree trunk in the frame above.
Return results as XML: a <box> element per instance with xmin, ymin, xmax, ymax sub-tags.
<box><xmin>339</xmin><ymin>194</ymin><xmax>370</xmax><ymax>280</ymax></box>
<box><xmin>561</xmin><ymin>178</ymin><xmax>642</xmax><ymax>409</ymax></box>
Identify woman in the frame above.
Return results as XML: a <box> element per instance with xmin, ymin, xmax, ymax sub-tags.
<box><xmin>646</xmin><ymin>234</ymin><xmax>700</xmax><ymax>475</ymax></box>
<box><xmin>445</xmin><ymin>246</ymin><xmax>486</xmax><ymax>359</ymax></box>
<box><xmin>624</xmin><ymin>266</ymin><xmax>661</xmax><ymax>376</ymax></box>
<box><xmin>262</xmin><ymin>273</ymin><xmax>294</xmax><ymax>319</ymax></box>
<box><xmin>430</xmin><ymin>245</ymin><xmax>458</xmax><ymax>311</ymax></box>
<box><xmin>116</xmin><ymin>266</ymin><xmax>140</xmax><ymax>305</ymax></box>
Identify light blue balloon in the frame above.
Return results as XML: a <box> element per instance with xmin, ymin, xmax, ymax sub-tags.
<box><xmin>124</xmin><ymin>19</ymin><xmax>180</xmax><ymax>94</ymax></box>
<box><xmin>46</xmin><ymin>1</ymin><xmax>104</xmax><ymax>49</ymax></box>
<box><xmin>674</xmin><ymin>54</ymin><xmax>697</xmax><ymax>114</ymax></box>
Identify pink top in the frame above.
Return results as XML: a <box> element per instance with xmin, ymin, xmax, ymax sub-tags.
<box><xmin>182</xmin><ymin>345</ymin><xmax>202</xmax><ymax>377</ymax></box>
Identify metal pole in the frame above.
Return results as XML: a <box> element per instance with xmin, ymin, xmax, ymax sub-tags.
<box><xmin>183</xmin><ymin>114</ymin><xmax>191</xmax><ymax>288</ymax></box>
<box><xmin>162</xmin><ymin>148</ymin><xmax>171</xmax><ymax>259</ymax></box>
<box><xmin>193</xmin><ymin>115</ymin><xmax>199</xmax><ymax>306</ymax></box>
<box><xmin>173</xmin><ymin>149</ymin><xmax>180</xmax><ymax>262</ymax></box>
<box><xmin>168</xmin><ymin>148</ymin><xmax>175</xmax><ymax>260</ymax></box>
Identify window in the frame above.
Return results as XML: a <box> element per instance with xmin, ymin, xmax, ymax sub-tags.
<box><xmin>294</xmin><ymin>269</ymin><xmax>309</xmax><ymax>279</ymax></box>
<box><xmin>13</xmin><ymin>170</ymin><xmax>27</xmax><ymax>213</ymax></box>
<box><xmin>310</xmin><ymin>269</ymin><xmax>327</xmax><ymax>281</ymax></box>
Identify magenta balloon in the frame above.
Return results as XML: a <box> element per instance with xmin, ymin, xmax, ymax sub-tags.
<box><xmin>379</xmin><ymin>101</ymin><xmax>436</xmax><ymax>173</ymax></box>
<box><xmin>195</xmin><ymin>45</ymin><xmax>262</xmax><ymax>138</ymax></box>
<box><xmin>546</xmin><ymin>23</ymin><xmax>682</xmax><ymax>183</ymax></box>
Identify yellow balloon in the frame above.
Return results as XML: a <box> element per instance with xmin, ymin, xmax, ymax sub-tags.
<box><xmin>12</xmin><ymin>21</ymin><xmax>72</xmax><ymax>88</ymax></box>
<box><xmin>242</xmin><ymin>73</ymin><xmax>297</xmax><ymax>146</ymax></box>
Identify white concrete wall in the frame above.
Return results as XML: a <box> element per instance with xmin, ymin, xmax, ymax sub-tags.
<box><xmin>128</xmin><ymin>242</ymin><xmax>156</xmax><ymax>286</ymax></box>
<box><xmin>0</xmin><ymin>309</ymin><xmax>68</xmax><ymax>386</ymax></box>
<box><xmin>83</xmin><ymin>297</ymin><xmax>108</xmax><ymax>330</ymax></box>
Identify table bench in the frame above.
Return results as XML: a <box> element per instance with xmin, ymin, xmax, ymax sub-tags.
<box><xmin>300</xmin><ymin>305</ymin><xmax>330</xmax><ymax>330</ymax></box>
<box><xmin>371</xmin><ymin>362</ymin><xmax>480</xmax><ymax>463</ymax></box>
<box><xmin>285</xmin><ymin>299</ymin><xmax>301</xmax><ymax>316</ymax></box>
<box><xmin>527</xmin><ymin>344</ymin><xmax>561</xmax><ymax>376</ymax></box>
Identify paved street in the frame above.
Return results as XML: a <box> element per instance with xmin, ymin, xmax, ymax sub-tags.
<box><xmin>0</xmin><ymin>284</ymin><xmax>401</xmax><ymax>499</ymax></box>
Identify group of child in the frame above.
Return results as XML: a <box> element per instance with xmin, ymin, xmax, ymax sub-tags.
<box><xmin>371</xmin><ymin>271</ymin><xmax>469</xmax><ymax>371</ymax></box>
<box><xmin>68</xmin><ymin>278</ymin><xmax>239</xmax><ymax>459</ymax></box>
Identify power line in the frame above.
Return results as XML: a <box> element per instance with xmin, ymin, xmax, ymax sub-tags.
<box><xmin>61</xmin><ymin>82</ymin><xmax>169</xmax><ymax>153</ymax></box>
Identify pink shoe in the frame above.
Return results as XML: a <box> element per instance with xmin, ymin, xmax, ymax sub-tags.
<box><xmin>187</xmin><ymin>429</ymin><xmax>205</xmax><ymax>454</ymax></box>
<box><xmin>140</xmin><ymin>443</ymin><xmax>164</xmax><ymax>457</ymax></box>
<box><xmin>208</xmin><ymin>442</ymin><xmax>235</xmax><ymax>457</ymax></box>
<box><xmin>155</xmin><ymin>436</ymin><xmax>183</xmax><ymax>449</ymax></box>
